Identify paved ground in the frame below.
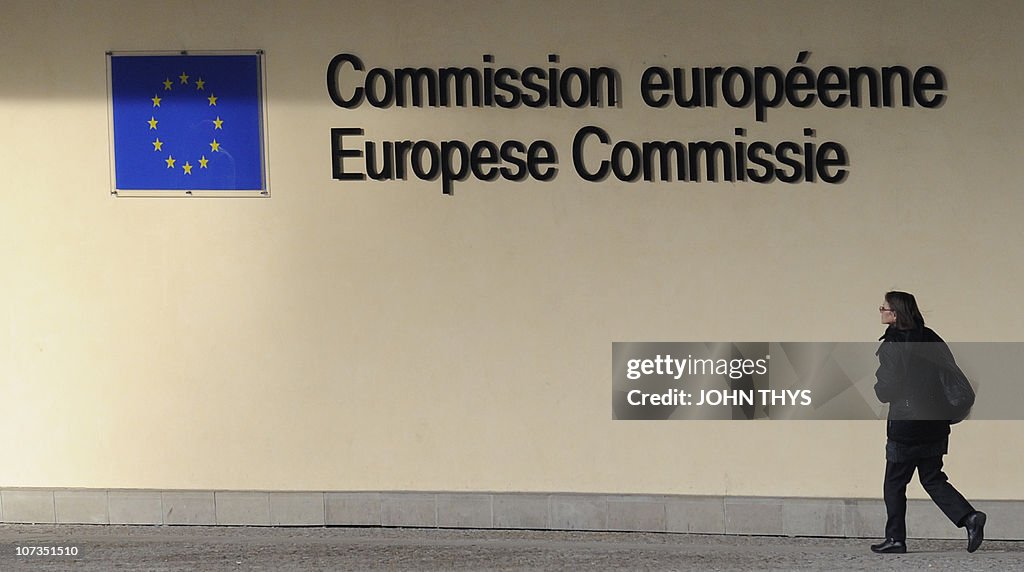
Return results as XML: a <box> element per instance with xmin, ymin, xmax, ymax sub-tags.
<box><xmin>1</xmin><ymin>525</ymin><xmax>1022</xmax><ymax>571</ymax></box>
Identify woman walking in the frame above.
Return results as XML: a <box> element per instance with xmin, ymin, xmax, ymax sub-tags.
<box><xmin>870</xmin><ymin>291</ymin><xmax>985</xmax><ymax>554</ymax></box>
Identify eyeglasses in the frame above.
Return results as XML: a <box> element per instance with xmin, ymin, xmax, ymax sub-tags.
<box><xmin>879</xmin><ymin>306</ymin><xmax>895</xmax><ymax>313</ymax></box>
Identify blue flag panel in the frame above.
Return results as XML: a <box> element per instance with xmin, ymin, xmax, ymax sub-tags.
<box><xmin>110</xmin><ymin>54</ymin><xmax>264</xmax><ymax>191</ymax></box>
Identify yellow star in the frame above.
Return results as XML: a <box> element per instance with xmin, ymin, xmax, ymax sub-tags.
<box><xmin>195</xmin><ymin>78</ymin><xmax>205</xmax><ymax>90</ymax></box>
<box><xmin>182</xmin><ymin>162</ymin><xmax>193</xmax><ymax>175</ymax></box>
<box><xmin>198</xmin><ymin>155</ymin><xmax>209</xmax><ymax>168</ymax></box>
<box><xmin>179</xmin><ymin>72</ymin><xmax>189</xmax><ymax>85</ymax></box>
<box><xmin>208</xmin><ymin>93</ymin><xmax>217</xmax><ymax>106</ymax></box>
<box><xmin>213</xmin><ymin>116</ymin><xmax>223</xmax><ymax>130</ymax></box>
<box><xmin>165</xmin><ymin>155</ymin><xmax>176</xmax><ymax>168</ymax></box>
<box><xmin>151</xmin><ymin>94</ymin><xmax>161</xmax><ymax>107</ymax></box>
<box><xmin>163</xmin><ymin>78</ymin><xmax>173</xmax><ymax>90</ymax></box>
<box><xmin>147</xmin><ymin>116</ymin><xmax>158</xmax><ymax>130</ymax></box>
<box><xmin>152</xmin><ymin>138</ymin><xmax>163</xmax><ymax>151</ymax></box>
<box><xmin>209</xmin><ymin>139</ymin><xmax>221</xmax><ymax>152</ymax></box>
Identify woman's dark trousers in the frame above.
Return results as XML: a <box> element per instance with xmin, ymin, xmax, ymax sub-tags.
<box><xmin>884</xmin><ymin>455</ymin><xmax>974</xmax><ymax>540</ymax></box>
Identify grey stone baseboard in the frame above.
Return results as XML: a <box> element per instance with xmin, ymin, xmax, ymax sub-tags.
<box><xmin>1</xmin><ymin>489</ymin><xmax>1021</xmax><ymax>540</ymax></box>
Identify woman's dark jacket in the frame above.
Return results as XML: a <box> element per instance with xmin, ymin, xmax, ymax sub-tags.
<box><xmin>874</xmin><ymin>325</ymin><xmax>951</xmax><ymax>461</ymax></box>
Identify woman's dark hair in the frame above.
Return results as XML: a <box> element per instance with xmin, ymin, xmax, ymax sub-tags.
<box><xmin>885</xmin><ymin>290</ymin><xmax>925</xmax><ymax>330</ymax></box>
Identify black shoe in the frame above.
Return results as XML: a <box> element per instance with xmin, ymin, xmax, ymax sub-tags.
<box><xmin>964</xmin><ymin>511</ymin><xmax>986</xmax><ymax>553</ymax></box>
<box><xmin>870</xmin><ymin>538</ymin><xmax>907</xmax><ymax>553</ymax></box>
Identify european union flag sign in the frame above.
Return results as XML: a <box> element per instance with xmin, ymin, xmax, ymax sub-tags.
<box><xmin>109</xmin><ymin>52</ymin><xmax>266</xmax><ymax>193</ymax></box>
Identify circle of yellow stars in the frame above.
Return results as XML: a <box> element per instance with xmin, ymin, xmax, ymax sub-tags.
<box><xmin>147</xmin><ymin>71</ymin><xmax>224</xmax><ymax>175</ymax></box>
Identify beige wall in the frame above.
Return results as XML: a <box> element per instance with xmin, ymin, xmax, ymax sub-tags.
<box><xmin>1</xmin><ymin>0</ymin><xmax>1022</xmax><ymax>500</ymax></box>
